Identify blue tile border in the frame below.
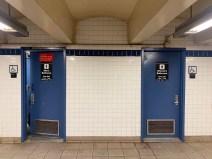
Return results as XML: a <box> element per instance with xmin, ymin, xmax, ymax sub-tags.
<box><xmin>186</xmin><ymin>50</ymin><xmax>212</xmax><ymax>57</ymax></box>
<box><xmin>0</xmin><ymin>49</ymin><xmax>21</xmax><ymax>55</ymax></box>
<box><xmin>66</xmin><ymin>50</ymin><xmax>141</xmax><ymax>56</ymax></box>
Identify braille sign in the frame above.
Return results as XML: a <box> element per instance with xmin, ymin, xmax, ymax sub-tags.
<box><xmin>41</xmin><ymin>63</ymin><xmax>52</xmax><ymax>80</ymax></box>
<box><xmin>156</xmin><ymin>63</ymin><xmax>168</xmax><ymax>81</ymax></box>
<box><xmin>9</xmin><ymin>65</ymin><xmax>18</xmax><ymax>78</ymax></box>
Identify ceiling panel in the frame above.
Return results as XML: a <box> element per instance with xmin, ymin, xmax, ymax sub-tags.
<box><xmin>65</xmin><ymin>0</ymin><xmax>138</xmax><ymax>20</ymax></box>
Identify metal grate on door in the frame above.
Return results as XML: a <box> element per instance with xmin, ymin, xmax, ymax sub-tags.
<box><xmin>35</xmin><ymin>119</ymin><xmax>59</xmax><ymax>136</ymax></box>
<box><xmin>147</xmin><ymin>119</ymin><xmax>175</xmax><ymax>135</ymax></box>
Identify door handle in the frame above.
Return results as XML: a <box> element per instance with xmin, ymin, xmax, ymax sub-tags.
<box><xmin>30</xmin><ymin>93</ymin><xmax>35</xmax><ymax>105</ymax></box>
<box><xmin>174</xmin><ymin>95</ymin><xmax>179</xmax><ymax>106</ymax></box>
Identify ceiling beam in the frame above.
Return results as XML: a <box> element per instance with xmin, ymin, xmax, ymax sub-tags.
<box><xmin>5</xmin><ymin>0</ymin><xmax>74</xmax><ymax>43</ymax></box>
<box><xmin>128</xmin><ymin>0</ymin><xmax>197</xmax><ymax>44</ymax></box>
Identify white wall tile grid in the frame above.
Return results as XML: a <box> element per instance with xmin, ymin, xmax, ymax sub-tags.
<box><xmin>0</xmin><ymin>55</ymin><xmax>21</xmax><ymax>137</ymax></box>
<box><xmin>75</xmin><ymin>17</ymin><xmax>128</xmax><ymax>45</ymax></box>
<box><xmin>7</xmin><ymin>17</ymin><xmax>59</xmax><ymax>44</ymax></box>
<box><xmin>185</xmin><ymin>57</ymin><xmax>212</xmax><ymax>136</ymax></box>
<box><xmin>66</xmin><ymin>56</ymin><xmax>141</xmax><ymax>136</ymax></box>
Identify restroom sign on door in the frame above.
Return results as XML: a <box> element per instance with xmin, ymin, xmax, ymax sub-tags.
<box><xmin>41</xmin><ymin>63</ymin><xmax>52</xmax><ymax>80</ymax></box>
<box><xmin>156</xmin><ymin>62</ymin><xmax>169</xmax><ymax>81</ymax></box>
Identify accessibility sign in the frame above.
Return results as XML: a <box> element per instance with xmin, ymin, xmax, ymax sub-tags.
<box><xmin>188</xmin><ymin>66</ymin><xmax>197</xmax><ymax>79</ymax></box>
<box><xmin>9</xmin><ymin>65</ymin><xmax>18</xmax><ymax>78</ymax></box>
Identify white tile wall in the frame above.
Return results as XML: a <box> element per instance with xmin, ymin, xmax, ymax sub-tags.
<box><xmin>7</xmin><ymin>17</ymin><xmax>59</xmax><ymax>44</ymax></box>
<box><xmin>66</xmin><ymin>56</ymin><xmax>141</xmax><ymax>136</ymax></box>
<box><xmin>75</xmin><ymin>17</ymin><xmax>128</xmax><ymax>45</ymax></box>
<box><xmin>0</xmin><ymin>55</ymin><xmax>21</xmax><ymax>137</ymax></box>
<box><xmin>185</xmin><ymin>57</ymin><xmax>212</xmax><ymax>136</ymax></box>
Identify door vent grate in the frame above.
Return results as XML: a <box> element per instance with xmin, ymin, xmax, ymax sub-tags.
<box><xmin>147</xmin><ymin>119</ymin><xmax>175</xmax><ymax>135</ymax></box>
<box><xmin>35</xmin><ymin>119</ymin><xmax>59</xmax><ymax>136</ymax></box>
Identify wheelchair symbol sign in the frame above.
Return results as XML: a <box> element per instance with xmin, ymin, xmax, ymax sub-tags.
<box><xmin>188</xmin><ymin>66</ymin><xmax>197</xmax><ymax>74</ymax></box>
<box><xmin>9</xmin><ymin>65</ymin><xmax>18</xmax><ymax>73</ymax></box>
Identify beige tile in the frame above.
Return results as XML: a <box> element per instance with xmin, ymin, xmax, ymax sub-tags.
<box><xmin>148</xmin><ymin>143</ymin><xmax>163</xmax><ymax>149</ymax></box>
<box><xmin>93</xmin><ymin>149</ymin><xmax>108</xmax><ymax>156</ymax></box>
<box><xmin>108</xmin><ymin>143</ymin><xmax>121</xmax><ymax>149</ymax></box>
<box><xmin>26</xmin><ymin>157</ymin><xmax>44</xmax><ymax>159</ymax></box>
<box><xmin>140</xmin><ymin>157</ymin><xmax>157</xmax><ymax>159</ymax></box>
<box><xmin>45</xmin><ymin>157</ymin><xmax>61</xmax><ymax>159</ymax></box>
<box><xmin>22</xmin><ymin>143</ymin><xmax>39</xmax><ymax>150</ymax></box>
<box><xmin>122</xmin><ymin>149</ymin><xmax>139</xmax><ymax>157</ymax></box>
<box><xmin>156</xmin><ymin>157</ymin><xmax>172</xmax><ymax>159</ymax></box>
<box><xmin>66</xmin><ymin>143</ymin><xmax>80</xmax><ymax>149</ymax></box>
<box><xmin>135</xmin><ymin>143</ymin><xmax>149</xmax><ymax>149</ymax></box>
<box><xmin>80</xmin><ymin>143</ymin><xmax>94</xmax><ymax>149</ymax></box>
<box><xmin>36</xmin><ymin>143</ymin><xmax>53</xmax><ymax>150</ymax></box>
<box><xmin>78</xmin><ymin>149</ymin><xmax>93</xmax><ymax>156</ymax></box>
<box><xmin>137</xmin><ymin>149</ymin><xmax>154</xmax><ymax>156</ymax></box>
<box><xmin>94</xmin><ymin>143</ymin><xmax>108</xmax><ymax>149</ymax></box>
<box><xmin>60</xmin><ymin>157</ymin><xmax>77</xmax><ymax>159</ymax></box>
<box><xmin>109</xmin><ymin>157</ymin><xmax>124</xmax><ymax>159</ymax></box>
<box><xmin>51</xmin><ymin>143</ymin><xmax>66</xmax><ymax>149</ymax></box>
<box><xmin>152</xmin><ymin>149</ymin><xmax>169</xmax><ymax>156</ymax></box>
<box><xmin>77</xmin><ymin>157</ymin><xmax>92</xmax><ymax>159</ymax></box>
<box><xmin>108</xmin><ymin>149</ymin><xmax>123</xmax><ymax>156</ymax></box>
<box><xmin>31</xmin><ymin>149</ymin><xmax>49</xmax><ymax>157</ymax></box>
<box><xmin>45</xmin><ymin>152</ymin><xmax>62</xmax><ymax>158</ymax></box>
<box><xmin>93</xmin><ymin>157</ymin><xmax>108</xmax><ymax>159</ymax></box>
<box><xmin>62</xmin><ymin>149</ymin><xmax>78</xmax><ymax>156</ymax></box>
<box><xmin>121</xmin><ymin>143</ymin><xmax>135</xmax><ymax>149</ymax></box>
<box><xmin>124</xmin><ymin>157</ymin><xmax>140</xmax><ymax>159</ymax></box>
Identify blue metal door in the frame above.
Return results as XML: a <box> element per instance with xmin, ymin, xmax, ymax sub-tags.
<box><xmin>142</xmin><ymin>49</ymin><xmax>185</xmax><ymax>141</ymax></box>
<box><xmin>30</xmin><ymin>50</ymin><xmax>66</xmax><ymax>139</ymax></box>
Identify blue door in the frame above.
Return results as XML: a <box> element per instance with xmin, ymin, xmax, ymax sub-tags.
<box><xmin>142</xmin><ymin>49</ymin><xmax>185</xmax><ymax>141</ymax></box>
<box><xmin>30</xmin><ymin>50</ymin><xmax>66</xmax><ymax>139</ymax></box>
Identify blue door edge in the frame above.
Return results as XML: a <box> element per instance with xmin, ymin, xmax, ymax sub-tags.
<box><xmin>21</xmin><ymin>47</ymin><xmax>66</xmax><ymax>142</ymax></box>
<box><xmin>141</xmin><ymin>48</ymin><xmax>186</xmax><ymax>142</ymax></box>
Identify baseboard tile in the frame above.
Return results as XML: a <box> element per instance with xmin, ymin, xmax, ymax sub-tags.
<box><xmin>185</xmin><ymin>136</ymin><xmax>212</xmax><ymax>142</ymax></box>
<box><xmin>66</xmin><ymin>136</ymin><xmax>141</xmax><ymax>142</ymax></box>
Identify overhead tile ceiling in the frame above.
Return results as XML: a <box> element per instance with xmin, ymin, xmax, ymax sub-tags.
<box><xmin>4</xmin><ymin>0</ymin><xmax>209</xmax><ymax>45</ymax></box>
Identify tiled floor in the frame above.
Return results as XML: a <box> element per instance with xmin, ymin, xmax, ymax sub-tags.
<box><xmin>0</xmin><ymin>142</ymin><xmax>211</xmax><ymax>159</ymax></box>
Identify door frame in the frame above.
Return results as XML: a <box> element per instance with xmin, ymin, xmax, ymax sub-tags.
<box><xmin>21</xmin><ymin>47</ymin><xmax>66</xmax><ymax>142</ymax></box>
<box><xmin>141</xmin><ymin>48</ymin><xmax>186</xmax><ymax>142</ymax></box>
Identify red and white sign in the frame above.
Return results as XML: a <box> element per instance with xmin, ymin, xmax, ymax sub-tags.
<box><xmin>40</xmin><ymin>53</ymin><xmax>53</xmax><ymax>63</ymax></box>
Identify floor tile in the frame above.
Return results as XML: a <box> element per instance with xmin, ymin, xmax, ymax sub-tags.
<box><xmin>60</xmin><ymin>157</ymin><xmax>77</xmax><ymax>159</ymax></box>
<box><xmin>121</xmin><ymin>143</ymin><xmax>135</xmax><ymax>149</ymax></box>
<box><xmin>62</xmin><ymin>149</ymin><xmax>78</xmax><ymax>157</ymax></box>
<box><xmin>66</xmin><ymin>143</ymin><xmax>80</xmax><ymax>149</ymax></box>
<box><xmin>108</xmin><ymin>149</ymin><xmax>123</xmax><ymax>156</ymax></box>
<box><xmin>77</xmin><ymin>157</ymin><xmax>92</xmax><ymax>159</ymax></box>
<box><xmin>137</xmin><ymin>149</ymin><xmax>154</xmax><ymax>156</ymax></box>
<box><xmin>152</xmin><ymin>149</ymin><xmax>169</xmax><ymax>156</ymax></box>
<box><xmin>109</xmin><ymin>157</ymin><xmax>124</xmax><ymax>159</ymax></box>
<box><xmin>108</xmin><ymin>143</ymin><xmax>121</xmax><ymax>149</ymax></box>
<box><xmin>93</xmin><ymin>149</ymin><xmax>108</xmax><ymax>156</ymax></box>
<box><xmin>148</xmin><ymin>143</ymin><xmax>163</xmax><ymax>149</ymax></box>
<box><xmin>80</xmin><ymin>143</ymin><xmax>94</xmax><ymax>149</ymax></box>
<box><xmin>122</xmin><ymin>149</ymin><xmax>139</xmax><ymax>157</ymax></box>
<box><xmin>93</xmin><ymin>157</ymin><xmax>108</xmax><ymax>159</ymax></box>
<box><xmin>135</xmin><ymin>143</ymin><xmax>149</xmax><ymax>149</ymax></box>
<box><xmin>140</xmin><ymin>156</ymin><xmax>157</xmax><ymax>159</ymax></box>
<box><xmin>78</xmin><ymin>149</ymin><xmax>93</xmax><ymax>156</ymax></box>
<box><xmin>94</xmin><ymin>143</ymin><xmax>108</xmax><ymax>149</ymax></box>
<box><xmin>124</xmin><ymin>157</ymin><xmax>140</xmax><ymax>159</ymax></box>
